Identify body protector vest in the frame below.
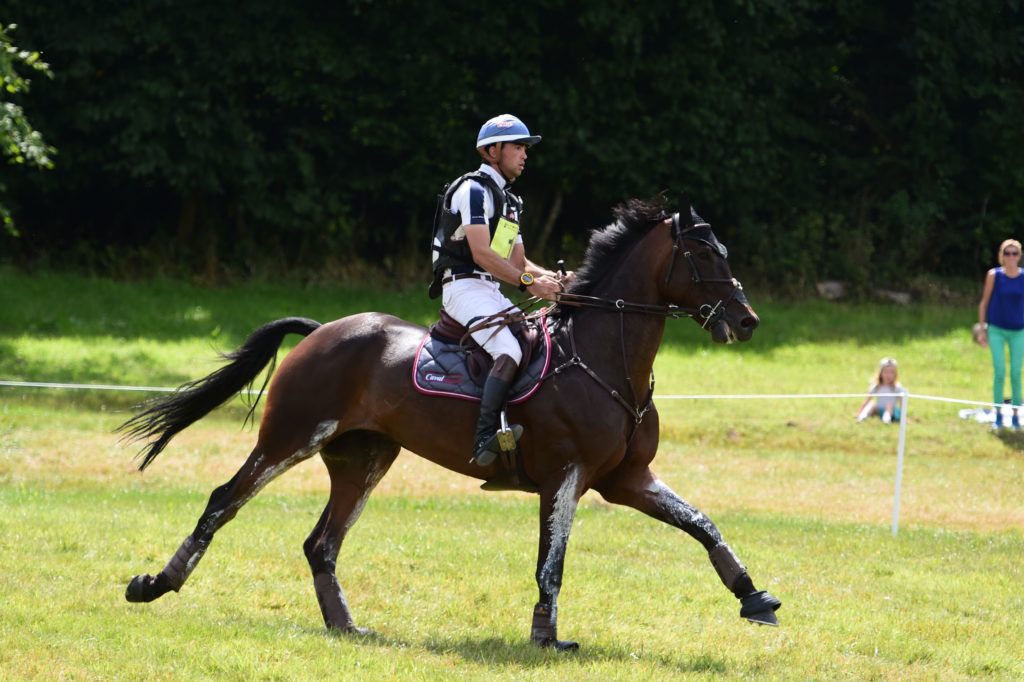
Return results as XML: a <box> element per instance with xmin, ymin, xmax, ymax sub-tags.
<box><xmin>429</xmin><ymin>171</ymin><xmax>523</xmax><ymax>299</ymax></box>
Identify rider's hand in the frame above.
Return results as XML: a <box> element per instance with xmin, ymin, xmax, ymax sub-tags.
<box><xmin>557</xmin><ymin>270</ymin><xmax>577</xmax><ymax>287</ymax></box>
<box><xmin>530</xmin><ymin>275</ymin><xmax>563</xmax><ymax>301</ymax></box>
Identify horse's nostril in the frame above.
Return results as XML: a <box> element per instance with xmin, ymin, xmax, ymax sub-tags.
<box><xmin>741</xmin><ymin>316</ymin><xmax>759</xmax><ymax>330</ymax></box>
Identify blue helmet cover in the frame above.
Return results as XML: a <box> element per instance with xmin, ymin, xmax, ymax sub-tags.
<box><xmin>477</xmin><ymin>114</ymin><xmax>542</xmax><ymax>147</ymax></box>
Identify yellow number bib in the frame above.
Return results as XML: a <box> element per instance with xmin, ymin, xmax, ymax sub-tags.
<box><xmin>489</xmin><ymin>217</ymin><xmax>520</xmax><ymax>259</ymax></box>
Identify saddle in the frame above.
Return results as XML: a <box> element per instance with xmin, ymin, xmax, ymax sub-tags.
<box><xmin>429</xmin><ymin>309</ymin><xmax>541</xmax><ymax>386</ymax></box>
<box><xmin>412</xmin><ymin>309</ymin><xmax>552</xmax><ymax>403</ymax></box>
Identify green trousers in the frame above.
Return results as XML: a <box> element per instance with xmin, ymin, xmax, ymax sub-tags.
<box><xmin>988</xmin><ymin>324</ymin><xmax>1024</xmax><ymax>407</ymax></box>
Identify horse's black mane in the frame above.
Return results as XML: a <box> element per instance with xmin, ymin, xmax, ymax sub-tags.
<box><xmin>551</xmin><ymin>197</ymin><xmax>668</xmax><ymax>319</ymax></box>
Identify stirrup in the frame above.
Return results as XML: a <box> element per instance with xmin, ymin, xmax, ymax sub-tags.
<box><xmin>472</xmin><ymin>425</ymin><xmax>524</xmax><ymax>464</ymax></box>
<box><xmin>495</xmin><ymin>411</ymin><xmax>520</xmax><ymax>453</ymax></box>
<box><xmin>471</xmin><ymin>417</ymin><xmax>524</xmax><ymax>467</ymax></box>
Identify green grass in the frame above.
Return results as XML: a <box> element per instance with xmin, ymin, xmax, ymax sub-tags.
<box><xmin>2</xmin><ymin>268</ymin><xmax>1022</xmax><ymax>680</ymax></box>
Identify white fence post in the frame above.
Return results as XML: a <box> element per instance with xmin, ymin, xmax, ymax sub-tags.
<box><xmin>891</xmin><ymin>392</ymin><xmax>910</xmax><ymax>536</ymax></box>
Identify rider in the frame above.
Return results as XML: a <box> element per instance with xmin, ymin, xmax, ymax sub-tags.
<box><xmin>430</xmin><ymin>114</ymin><xmax>565</xmax><ymax>466</ymax></box>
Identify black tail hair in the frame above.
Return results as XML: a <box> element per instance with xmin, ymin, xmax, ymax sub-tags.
<box><xmin>118</xmin><ymin>317</ymin><xmax>322</xmax><ymax>470</ymax></box>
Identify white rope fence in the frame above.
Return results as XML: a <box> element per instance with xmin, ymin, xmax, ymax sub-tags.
<box><xmin>1</xmin><ymin>380</ymin><xmax>1011</xmax><ymax>536</ymax></box>
<box><xmin>657</xmin><ymin>392</ymin><xmax>1005</xmax><ymax>536</ymax></box>
<box><xmin>0</xmin><ymin>380</ymin><xmax>260</xmax><ymax>394</ymax></box>
<box><xmin>0</xmin><ymin>380</ymin><xmax>180</xmax><ymax>393</ymax></box>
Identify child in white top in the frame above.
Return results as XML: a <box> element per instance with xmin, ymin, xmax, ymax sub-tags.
<box><xmin>856</xmin><ymin>357</ymin><xmax>906</xmax><ymax>423</ymax></box>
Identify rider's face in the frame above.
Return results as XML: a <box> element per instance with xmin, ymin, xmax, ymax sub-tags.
<box><xmin>488</xmin><ymin>142</ymin><xmax>528</xmax><ymax>180</ymax></box>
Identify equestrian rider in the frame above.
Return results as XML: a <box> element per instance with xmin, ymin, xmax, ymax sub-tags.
<box><xmin>430</xmin><ymin>114</ymin><xmax>565</xmax><ymax>466</ymax></box>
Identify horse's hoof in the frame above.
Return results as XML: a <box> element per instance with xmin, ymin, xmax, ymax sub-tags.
<box><xmin>745</xmin><ymin>609</ymin><xmax>779</xmax><ymax>626</ymax></box>
<box><xmin>533</xmin><ymin>636</ymin><xmax>580</xmax><ymax>652</ymax></box>
<box><xmin>740</xmin><ymin>590</ymin><xmax>781</xmax><ymax>626</ymax></box>
<box><xmin>347</xmin><ymin>626</ymin><xmax>375</xmax><ymax>637</ymax></box>
<box><xmin>125</xmin><ymin>574</ymin><xmax>158</xmax><ymax>602</ymax></box>
<box><xmin>327</xmin><ymin>623</ymin><xmax>376</xmax><ymax>638</ymax></box>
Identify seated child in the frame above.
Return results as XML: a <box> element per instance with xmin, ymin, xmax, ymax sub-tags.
<box><xmin>856</xmin><ymin>357</ymin><xmax>906</xmax><ymax>424</ymax></box>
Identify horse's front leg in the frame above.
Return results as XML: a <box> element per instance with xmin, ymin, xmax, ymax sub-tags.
<box><xmin>595</xmin><ymin>465</ymin><xmax>782</xmax><ymax>625</ymax></box>
<box><xmin>531</xmin><ymin>464</ymin><xmax>585</xmax><ymax>651</ymax></box>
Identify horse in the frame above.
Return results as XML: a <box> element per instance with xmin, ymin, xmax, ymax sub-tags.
<box><xmin>120</xmin><ymin>198</ymin><xmax>781</xmax><ymax>651</ymax></box>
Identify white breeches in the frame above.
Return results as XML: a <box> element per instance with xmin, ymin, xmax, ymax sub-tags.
<box><xmin>442</xmin><ymin>278</ymin><xmax>523</xmax><ymax>365</ymax></box>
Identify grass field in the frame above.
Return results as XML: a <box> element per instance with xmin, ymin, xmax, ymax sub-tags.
<box><xmin>1</xmin><ymin>268</ymin><xmax>1022</xmax><ymax>680</ymax></box>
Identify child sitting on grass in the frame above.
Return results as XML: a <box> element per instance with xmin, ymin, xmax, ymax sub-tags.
<box><xmin>856</xmin><ymin>357</ymin><xmax>906</xmax><ymax>424</ymax></box>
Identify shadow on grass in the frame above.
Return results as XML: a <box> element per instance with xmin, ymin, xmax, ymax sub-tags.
<box><xmin>419</xmin><ymin>635</ymin><xmax>729</xmax><ymax>674</ymax></box>
<box><xmin>993</xmin><ymin>428</ymin><xmax>1024</xmax><ymax>452</ymax></box>
<box><xmin>311</xmin><ymin>624</ymin><xmax>730</xmax><ymax>673</ymax></box>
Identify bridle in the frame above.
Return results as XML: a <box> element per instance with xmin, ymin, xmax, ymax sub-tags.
<box><xmin>536</xmin><ymin>211</ymin><xmax>748</xmax><ymax>437</ymax></box>
<box><xmin>664</xmin><ymin>212</ymin><xmax>745</xmax><ymax>329</ymax></box>
<box><xmin>555</xmin><ymin>213</ymin><xmax>745</xmax><ymax>329</ymax></box>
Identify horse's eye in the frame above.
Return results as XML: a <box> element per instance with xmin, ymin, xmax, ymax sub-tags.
<box><xmin>698</xmin><ymin>250</ymin><xmax>712</xmax><ymax>261</ymax></box>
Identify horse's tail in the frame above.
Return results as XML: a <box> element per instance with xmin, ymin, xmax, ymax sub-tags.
<box><xmin>119</xmin><ymin>317</ymin><xmax>322</xmax><ymax>471</ymax></box>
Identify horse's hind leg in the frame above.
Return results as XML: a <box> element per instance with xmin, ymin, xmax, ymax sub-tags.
<box><xmin>595</xmin><ymin>463</ymin><xmax>782</xmax><ymax>625</ymax></box>
<box><xmin>302</xmin><ymin>431</ymin><xmax>399</xmax><ymax>632</ymax></box>
<box><xmin>125</xmin><ymin>419</ymin><xmax>340</xmax><ymax>603</ymax></box>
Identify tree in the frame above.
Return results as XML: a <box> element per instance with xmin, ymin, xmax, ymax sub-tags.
<box><xmin>0</xmin><ymin>23</ymin><xmax>54</xmax><ymax>237</ymax></box>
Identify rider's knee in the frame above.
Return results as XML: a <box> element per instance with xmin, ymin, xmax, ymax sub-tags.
<box><xmin>493</xmin><ymin>353</ymin><xmax>520</xmax><ymax>377</ymax></box>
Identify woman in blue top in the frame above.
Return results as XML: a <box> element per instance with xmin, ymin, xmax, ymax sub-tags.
<box><xmin>977</xmin><ymin>238</ymin><xmax>1024</xmax><ymax>429</ymax></box>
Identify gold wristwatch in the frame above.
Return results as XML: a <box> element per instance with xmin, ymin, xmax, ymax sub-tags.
<box><xmin>518</xmin><ymin>272</ymin><xmax>535</xmax><ymax>292</ymax></box>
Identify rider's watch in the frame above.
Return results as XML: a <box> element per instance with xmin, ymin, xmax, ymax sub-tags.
<box><xmin>518</xmin><ymin>272</ymin><xmax>535</xmax><ymax>292</ymax></box>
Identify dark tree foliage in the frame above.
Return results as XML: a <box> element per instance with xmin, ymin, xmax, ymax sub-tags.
<box><xmin>1</xmin><ymin>23</ymin><xmax>55</xmax><ymax>236</ymax></box>
<box><xmin>3</xmin><ymin>0</ymin><xmax>1022</xmax><ymax>292</ymax></box>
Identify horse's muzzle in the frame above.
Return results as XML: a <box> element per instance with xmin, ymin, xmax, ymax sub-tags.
<box><xmin>711</xmin><ymin>308</ymin><xmax>759</xmax><ymax>344</ymax></box>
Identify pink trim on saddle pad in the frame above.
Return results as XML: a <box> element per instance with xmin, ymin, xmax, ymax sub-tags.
<box><xmin>411</xmin><ymin>316</ymin><xmax>552</xmax><ymax>404</ymax></box>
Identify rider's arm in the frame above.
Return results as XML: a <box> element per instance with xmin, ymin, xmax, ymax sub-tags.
<box><xmin>465</xmin><ymin>224</ymin><xmax>529</xmax><ymax>285</ymax></box>
<box><xmin>524</xmin><ymin>257</ymin><xmax>576</xmax><ymax>286</ymax></box>
<box><xmin>522</xmin><ymin>256</ymin><xmax>553</xmax><ymax>278</ymax></box>
<box><xmin>510</xmin><ymin>247</ymin><xmax>557</xmax><ymax>280</ymax></box>
<box><xmin>464</xmin><ymin>227</ymin><xmax>561</xmax><ymax>300</ymax></box>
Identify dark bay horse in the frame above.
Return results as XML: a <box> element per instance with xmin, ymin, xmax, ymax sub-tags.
<box><xmin>120</xmin><ymin>199</ymin><xmax>781</xmax><ymax>650</ymax></box>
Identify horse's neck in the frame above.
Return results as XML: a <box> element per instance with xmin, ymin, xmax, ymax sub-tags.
<box><xmin>571</xmin><ymin>308</ymin><xmax>666</xmax><ymax>383</ymax></box>
<box><xmin>569</xmin><ymin>249</ymin><xmax>668</xmax><ymax>391</ymax></box>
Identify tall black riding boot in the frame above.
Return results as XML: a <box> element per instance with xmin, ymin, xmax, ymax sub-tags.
<box><xmin>471</xmin><ymin>354</ymin><xmax>522</xmax><ymax>466</ymax></box>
